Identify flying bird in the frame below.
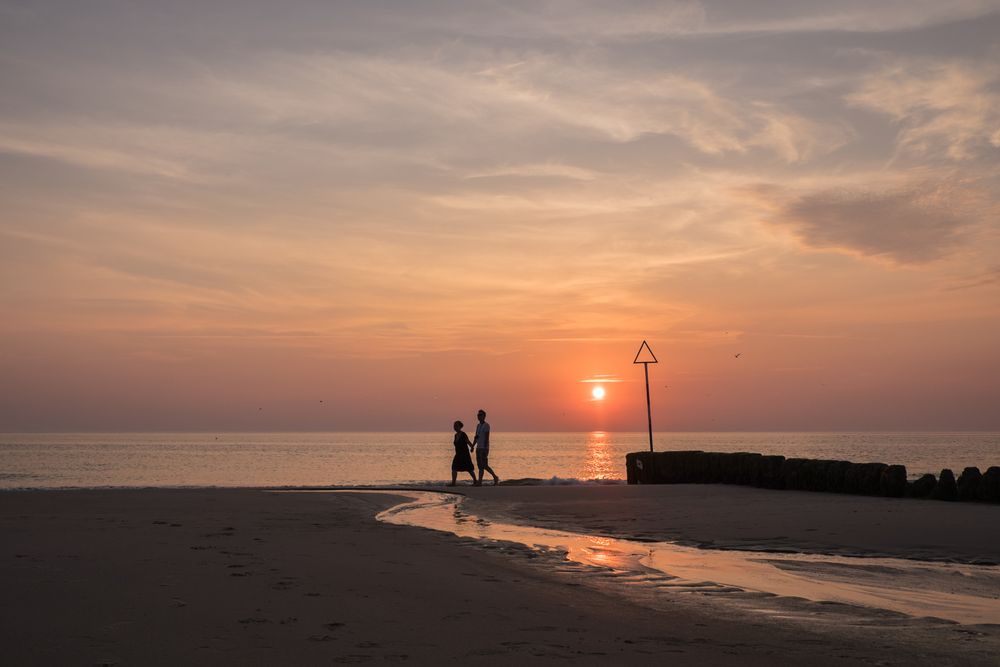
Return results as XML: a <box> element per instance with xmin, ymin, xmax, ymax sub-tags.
<box><xmin>735</xmin><ymin>353</ymin><xmax>741</xmax><ymax>358</ymax></box>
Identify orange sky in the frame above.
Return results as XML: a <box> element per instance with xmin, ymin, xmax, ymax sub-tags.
<box><xmin>1</xmin><ymin>2</ymin><xmax>999</xmax><ymax>431</ymax></box>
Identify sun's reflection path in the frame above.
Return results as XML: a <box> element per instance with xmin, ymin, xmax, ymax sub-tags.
<box><xmin>584</xmin><ymin>431</ymin><xmax>615</xmax><ymax>481</ymax></box>
<box><xmin>368</xmin><ymin>490</ymin><xmax>1000</xmax><ymax>627</ymax></box>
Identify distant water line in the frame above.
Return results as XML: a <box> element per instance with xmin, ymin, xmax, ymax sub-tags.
<box><xmin>0</xmin><ymin>432</ymin><xmax>997</xmax><ymax>489</ymax></box>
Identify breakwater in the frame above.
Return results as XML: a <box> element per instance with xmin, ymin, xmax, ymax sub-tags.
<box><xmin>625</xmin><ymin>451</ymin><xmax>1000</xmax><ymax>502</ymax></box>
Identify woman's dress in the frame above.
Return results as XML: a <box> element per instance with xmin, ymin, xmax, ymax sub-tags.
<box><xmin>452</xmin><ymin>431</ymin><xmax>475</xmax><ymax>473</ymax></box>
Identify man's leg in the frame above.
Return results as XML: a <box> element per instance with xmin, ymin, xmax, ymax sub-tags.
<box><xmin>484</xmin><ymin>464</ymin><xmax>499</xmax><ymax>484</ymax></box>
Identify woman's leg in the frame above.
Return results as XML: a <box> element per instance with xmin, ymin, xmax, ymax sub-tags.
<box><xmin>449</xmin><ymin>470</ymin><xmax>457</xmax><ymax>486</ymax></box>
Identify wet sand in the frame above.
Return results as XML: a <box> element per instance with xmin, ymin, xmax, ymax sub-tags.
<box><xmin>1</xmin><ymin>486</ymin><xmax>998</xmax><ymax>665</ymax></box>
<box><xmin>460</xmin><ymin>483</ymin><xmax>1000</xmax><ymax>563</ymax></box>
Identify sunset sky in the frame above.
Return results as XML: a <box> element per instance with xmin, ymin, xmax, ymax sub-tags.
<box><xmin>2</xmin><ymin>1</ymin><xmax>999</xmax><ymax>432</ymax></box>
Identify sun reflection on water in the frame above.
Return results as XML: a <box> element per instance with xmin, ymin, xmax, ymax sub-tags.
<box><xmin>584</xmin><ymin>431</ymin><xmax>615</xmax><ymax>480</ymax></box>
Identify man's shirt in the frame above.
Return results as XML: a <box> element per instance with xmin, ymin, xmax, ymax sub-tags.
<box><xmin>475</xmin><ymin>421</ymin><xmax>490</xmax><ymax>452</ymax></box>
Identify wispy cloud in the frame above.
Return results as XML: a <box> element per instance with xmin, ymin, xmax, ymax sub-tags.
<box><xmin>847</xmin><ymin>56</ymin><xmax>1000</xmax><ymax>161</ymax></box>
<box><xmin>945</xmin><ymin>266</ymin><xmax>1000</xmax><ymax>291</ymax></box>
<box><xmin>578</xmin><ymin>374</ymin><xmax>627</xmax><ymax>383</ymax></box>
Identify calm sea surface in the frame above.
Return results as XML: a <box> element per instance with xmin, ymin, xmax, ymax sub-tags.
<box><xmin>1</xmin><ymin>432</ymin><xmax>998</xmax><ymax>489</ymax></box>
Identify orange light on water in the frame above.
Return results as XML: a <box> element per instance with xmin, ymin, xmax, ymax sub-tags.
<box><xmin>584</xmin><ymin>431</ymin><xmax>614</xmax><ymax>480</ymax></box>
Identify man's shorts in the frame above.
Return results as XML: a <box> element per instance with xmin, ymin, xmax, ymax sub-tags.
<box><xmin>476</xmin><ymin>449</ymin><xmax>490</xmax><ymax>468</ymax></box>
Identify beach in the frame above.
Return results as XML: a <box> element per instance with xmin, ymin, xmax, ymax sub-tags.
<box><xmin>461</xmin><ymin>483</ymin><xmax>1000</xmax><ymax>562</ymax></box>
<box><xmin>2</xmin><ymin>486</ymin><xmax>998</xmax><ymax>665</ymax></box>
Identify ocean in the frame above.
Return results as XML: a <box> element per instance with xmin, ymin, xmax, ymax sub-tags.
<box><xmin>1</xmin><ymin>432</ymin><xmax>997</xmax><ymax>489</ymax></box>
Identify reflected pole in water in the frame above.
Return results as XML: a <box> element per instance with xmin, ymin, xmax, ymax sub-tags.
<box><xmin>633</xmin><ymin>341</ymin><xmax>658</xmax><ymax>452</ymax></box>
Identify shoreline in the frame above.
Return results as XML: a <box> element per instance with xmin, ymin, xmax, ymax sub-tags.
<box><xmin>3</xmin><ymin>486</ymin><xmax>998</xmax><ymax>664</ymax></box>
<box><xmin>5</xmin><ymin>481</ymin><xmax>999</xmax><ymax>561</ymax></box>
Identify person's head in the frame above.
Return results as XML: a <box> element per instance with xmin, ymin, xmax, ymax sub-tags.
<box><xmin>453</xmin><ymin>420</ymin><xmax>463</xmax><ymax>432</ymax></box>
<box><xmin>477</xmin><ymin>409</ymin><xmax>486</xmax><ymax>422</ymax></box>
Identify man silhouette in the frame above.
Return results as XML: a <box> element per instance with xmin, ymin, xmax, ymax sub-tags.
<box><xmin>473</xmin><ymin>409</ymin><xmax>500</xmax><ymax>486</ymax></box>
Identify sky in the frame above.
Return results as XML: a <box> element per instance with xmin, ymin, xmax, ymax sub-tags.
<box><xmin>1</xmin><ymin>1</ymin><xmax>999</xmax><ymax>432</ymax></box>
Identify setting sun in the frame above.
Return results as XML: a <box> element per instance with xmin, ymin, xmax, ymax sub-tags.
<box><xmin>592</xmin><ymin>386</ymin><xmax>606</xmax><ymax>400</ymax></box>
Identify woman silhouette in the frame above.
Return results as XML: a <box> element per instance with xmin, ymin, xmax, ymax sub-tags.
<box><xmin>449</xmin><ymin>420</ymin><xmax>478</xmax><ymax>486</ymax></box>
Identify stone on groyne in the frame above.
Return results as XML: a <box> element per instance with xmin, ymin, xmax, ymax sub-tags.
<box><xmin>957</xmin><ymin>467</ymin><xmax>982</xmax><ymax>501</ymax></box>
<box><xmin>907</xmin><ymin>473</ymin><xmax>937</xmax><ymax>498</ymax></box>
<box><xmin>930</xmin><ymin>469</ymin><xmax>957</xmax><ymax>501</ymax></box>
<box><xmin>978</xmin><ymin>467</ymin><xmax>1000</xmax><ymax>503</ymax></box>
<box><xmin>624</xmin><ymin>451</ymin><xmax>999</xmax><ymax>503</ymax></box>
<box><xmin>879</xmin><ymin>465</ymin><xmax>907</xmax><ymax>498</ymax></box>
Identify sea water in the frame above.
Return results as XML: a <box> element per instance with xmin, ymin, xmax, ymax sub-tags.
<box><xmin>1</xmin><ymin>431</ymin><xmax>997</xmax><ymax>489</ymax></box>
<box><xmin>370</xmin><ymin>489</ymin><xmax>1000</xmax><ymax>625</ymax></box>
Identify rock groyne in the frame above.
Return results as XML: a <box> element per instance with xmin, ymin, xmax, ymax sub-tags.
<box><xmin>625</xmin><ymin>451</ymin><xmax>1000</xmax><ymax>503</ymax></box>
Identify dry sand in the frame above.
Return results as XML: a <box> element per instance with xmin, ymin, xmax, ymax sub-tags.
<box><xmin>2</xmin><ymin>486</ymin><xmax>998</xmax><ymax>665</ymax></box>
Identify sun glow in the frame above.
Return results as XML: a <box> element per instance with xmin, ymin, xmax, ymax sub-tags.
<box><xmin>591</xmin><ymin>386</ymin><xmax>606</xmax><ymax>400</ymax></box>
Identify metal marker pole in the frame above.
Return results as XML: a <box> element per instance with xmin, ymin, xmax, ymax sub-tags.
<box><xmin>633</xmin><ymin>340</ymin><xmax>658</xmax><ymax>455</ymax></box>
<box><xmin>644</xmin><ymin>362</ymin><xmax>653</xmax><ymax>452</ymax></box>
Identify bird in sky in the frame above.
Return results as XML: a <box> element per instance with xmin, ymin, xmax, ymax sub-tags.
<box><xmin>735</xmin><ymin>353</ymin><xmax>742</xmax><ymax>358</ymax></box>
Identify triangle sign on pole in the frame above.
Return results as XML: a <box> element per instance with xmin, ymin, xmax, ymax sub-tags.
<box><xmin>633</xmin><ymin>340</ymin><xmax>658</xmax><ymax>364</ymax></box>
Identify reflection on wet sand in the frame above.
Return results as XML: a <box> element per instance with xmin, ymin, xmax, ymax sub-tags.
<box><xmin>376</xmin><ymin>490</ymin><xmax>1000</xmax><ymax>627</ymax></box>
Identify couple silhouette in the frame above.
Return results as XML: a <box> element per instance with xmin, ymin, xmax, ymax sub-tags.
<box><xmin>450</xmin><ymin>409</ymin><xmax>500</xmax><ymax>486</ymax></box>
